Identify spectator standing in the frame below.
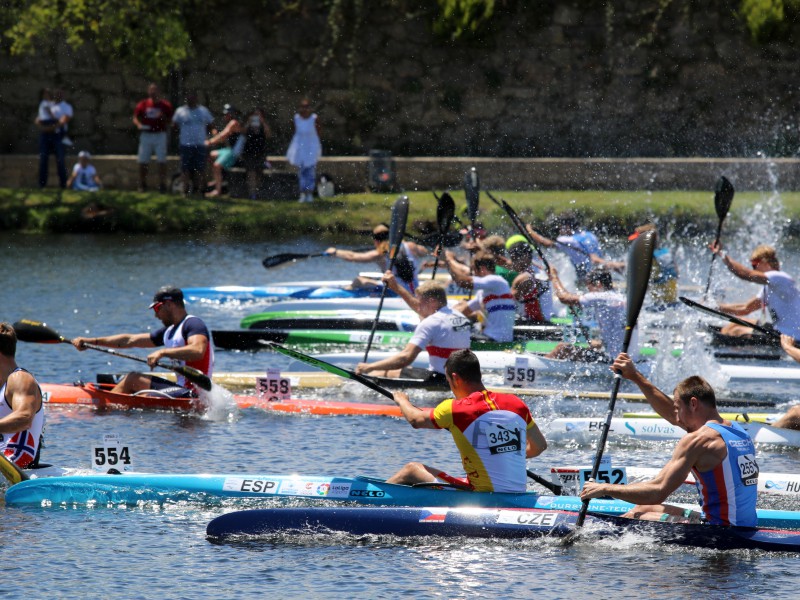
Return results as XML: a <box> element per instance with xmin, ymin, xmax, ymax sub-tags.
<box><xmin>204</xmin><ymin>104</ymin><xmax>242</xmax><ymax>198</ymax></box>
<box><xmin>286</xmin><ymin>98</ymin><xmax>321</xmax><ymax>203</ymax></box>
<box><xmin>133</xmin><ymin>83</ymin><xmax>174</xmax><ymax>192</ymax></box>
<box><xmin>36</xmin><ymin>88</ymin><xmax>72</xmax><ymax>188</ymax></box>
<box><xmin>239</xmin><ymin>108</ymin><xmax>271</xmax><ymax>199</ymax></box>
<box><xmin>67</xmin><ymin>151</ymin><xmax>102</xmax><ymax>191</ymax></box>
<box><xmin>172</xmin><ymin>91</ymin><xmax>214</xmax><ymax>196</ymax></box>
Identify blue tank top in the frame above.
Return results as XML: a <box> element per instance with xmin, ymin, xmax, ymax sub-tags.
<box><xmin>691</xmin><ymin>422</ymin><xmax>758</xmax><ymax>527</ymax></box>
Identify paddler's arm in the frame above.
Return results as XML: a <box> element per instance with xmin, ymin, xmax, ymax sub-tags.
<box><xmin>0</xmin><ymin>370</ymin><xmax>41</xmax><ymax>433</ymax></box>
<box><xmin>392</xmin><ymin>391</ymin><xmax>436</xmax><ymax>429</ymax></box>
<box><xmin>146</xmin><ymin>333</ymin><xmax>209</xmax><ymax>369</ymax></box>
<box><xmin>525</xmin><ymin>224</ymin><xmax>555</xmax><ymax>248</ymax></box>
<box><xmin>781</xmin><ymin>334</ymin><xmax>800</xmax><ymax>363</ymax></box>
<box><xmin>709</xmin><ymin>241</ymin><xmax>768</xmax><ymax>284</ymax></box>
<box><xmin>72</xmin><ymin>332</ymin><xmax>155</xmax><ymax>351</ymax></box>
<box><xmin>548</xmin><ymin>267</ymin><xmax>580</xmax><ymax>306</ymax></box>
<box><xmin>324</xmin><ymin>247</ymin><xmax>381</xmax><ymax>263</ymax></box>
<box><xmin>382</xmin><ymin>271</ymin><xmax>420</xmax><ymax>313</ymax></box>
<box><xmin>580</xmin><ymin>434</ymin><xmax>698</xmax><ymax>505</ymax></box>
<box><xmin>355</xmin><ymin>343</ymin><xmax>422</xmax><ymax>375</ymax></box>
<box><xmin>612</xmin><ymin>353</ymin><xmax>679</xmax><ymax>426</ymax></box>
<box><xmin>526</xmin><ymin>422</ymin><xmax>547</xmax><ymax>458</ymax></box>
<box><xmin>717</xmin><ymin>296</ymin><xmax>763</xmax><ymax>317</ymax></box>
<box><xmin>444</xmin><ymin>250</ymin><xmax>472</xmax><ymax>284</ymax></box>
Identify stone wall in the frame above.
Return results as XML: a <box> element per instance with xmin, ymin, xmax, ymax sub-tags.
<box><xmin>1</xmin><ymin>2</ymin><xmax>800</xmax><ymax>159</ymax></box>
<box><xmin>5</xmin><ymin>155</ymin><xmax>800</xmax><ymax>192</ymax></box>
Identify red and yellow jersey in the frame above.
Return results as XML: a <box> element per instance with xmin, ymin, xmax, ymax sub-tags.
<box><xmin>430</xmin><ymin>390</ymin><xmax>535</xmax><ymax>492</ymax></box>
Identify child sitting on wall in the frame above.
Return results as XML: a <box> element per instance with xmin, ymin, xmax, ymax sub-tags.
<box><xmin>67</xmin><ymin>151</ymin><xmax>102</xmax><ymax>191</ymax></box>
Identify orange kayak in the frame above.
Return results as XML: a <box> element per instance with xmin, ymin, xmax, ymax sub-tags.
<box><xmin>40</xmin><ymin>383</ymin><xmax>402</xmax><ymax>417</ymax></box>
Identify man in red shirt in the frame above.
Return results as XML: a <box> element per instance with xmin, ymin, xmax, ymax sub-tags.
<box><xmin>133</xmin><ymin>83</ymin><xmax>174</xmax><ymax>193</ymax></box>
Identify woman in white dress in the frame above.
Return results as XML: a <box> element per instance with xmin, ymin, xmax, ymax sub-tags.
<box><xmin>285</xmin><ymin>99</ymin><xmax>322</xmax><ymax>203</ymax></box>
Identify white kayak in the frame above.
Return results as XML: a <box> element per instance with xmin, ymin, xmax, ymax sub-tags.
<box><xmin>546</xmin><ymin>417</ymin><xmax>800</xmax><ymax>447</ymax></box>
<box><xmin>551</xmin><ymin>465</ymin><xmax>800</xmax><ymax>496</ymax></box>
<box><xmin>297</xmin><ymin>350</ymin><xmax>654</xmax><ymax>380</ymax></box>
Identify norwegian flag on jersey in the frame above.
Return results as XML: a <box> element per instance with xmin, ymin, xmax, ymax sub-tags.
<box><xmin>4</xmin><ymin>430</ymin><xmax>37</xmax><ymax>468</ymax></box>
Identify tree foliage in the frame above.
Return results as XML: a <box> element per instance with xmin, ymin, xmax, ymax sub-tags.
<box><xmin>739</xmin><ymin>0</ymin><xmax>800</xmax><ymax>41</ymax></box>
<box><xmin>433</xmin><ymin>0</ymin><xmax>496</xmax><ymax>39</ymax></box>
<box><xmin>4</xmin><ymin>0</ymin><xmax>194</xmax><ymax>75</ymax></box>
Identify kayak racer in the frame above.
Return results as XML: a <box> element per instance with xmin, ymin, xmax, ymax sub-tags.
<box><xmin>355</xmin><ymin>277</ymin><xmax>470</xmax><ymax>385</ymax></box>
<box><xmin>71</xmin><ymin>286</ymin><xmax>214</xmax><ymax>397</ymax></box>
<box><xmin>0</xmin><ymin>322</ymin><xmax>45</xmax><ymax>468</ymax></box>
<box><xmin>580</xmin><ymin>352</ymin><xmax>758</xmax><ymax>527</ymax></box>
<box><xmin>386</xmin><ymin>349</ymin><xmax>547</xmax><ymax>492</ymax></box>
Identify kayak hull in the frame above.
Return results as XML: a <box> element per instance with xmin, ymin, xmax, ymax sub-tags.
<box><xmin>205</xmin><ymin>506</ymin><xmax>800</xmax><ymax>552</ymax></box>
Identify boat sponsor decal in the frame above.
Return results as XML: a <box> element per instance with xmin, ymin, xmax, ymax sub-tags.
<box><xmin>276</xmin><ymin>478</ymin><xmax>350</xmax><ymax>498</ymax></box>
<box><xmin>222</xmin><ymin>477</ymin><xmax>279</xmax><ymax>494</ymax></box>
<box><xmin>496</xmin><ymin>510</ymin><xmax>559</xmax><ymax>527</ymax></box>
<box><xmin>347</xmin><ymin>332</ymin><xmax>407</xmax><ymax>345</ymax></box>
<box><xmin>623</xmin><ymin>421</ymin><xmax>680</xmax><ymax>436</ymax></box>
<box><xmin>349</xmin><ymin>489</ymin><xmax>386</xmax><ymax>498</ymax></box>
<box><xmin>418</xmin><ymin>508</ymin><xmax>448</xmax><ymax>523</ymax></box>
<box><xmin>764</xmin><ymin>480</ymin><xmax>800</xmax><ymax>493</ymax></box>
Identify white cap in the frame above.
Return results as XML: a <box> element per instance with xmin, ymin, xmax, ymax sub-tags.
<box><xmin>78</xmin><ymin>150</ymin><xmax>91</xmax><ymax>158</ymax></box>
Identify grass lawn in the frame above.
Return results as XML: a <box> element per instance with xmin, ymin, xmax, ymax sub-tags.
<box><xmin>0</xmin><ymin>187</ymin><xmax>796</xmax><ymax>239</ymax></box>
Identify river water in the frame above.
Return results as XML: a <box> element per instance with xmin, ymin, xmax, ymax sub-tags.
<box><xmin>2</xmin><ymin>221</ymin><xmax>800</xmax><ymax>598</ymax></box>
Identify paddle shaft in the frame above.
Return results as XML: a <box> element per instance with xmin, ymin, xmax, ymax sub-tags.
<box><xmin>527</xmin><ymin>469</ymin><xmax>563</xmax><ymax>495</ymax></box>
<box><xmin>703</xmin><ymin>219</ymin><xmax>725</xmax><ymax>298</ymax></box>
<box><xmin>679</xmin><ymin>296</ymin><xmax>780</xmax><ymax>339</ymax></box>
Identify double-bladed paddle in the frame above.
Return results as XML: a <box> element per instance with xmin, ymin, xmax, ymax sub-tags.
<box><xmin>574</xmin><ymin>228</ymin><xmax>656</xmax><ymax>528</ymax></box>
<box><xmin>464</xmin><ymin>167</ymin><xmax>480</xmax><ymax>228</ymax></box>
<box><xmin>430</xmin><ymin>192</ymin><xmax>456</xmax><ymax>278</ymax></box>
<box><xmin>363</xmin><ymin>195</ymin><xmax>410</xmax><ymax>361</ymax></box>
<box><xmin>679</xmin><ymin>296</ymin><xmax>780</xmax><ymax>340</ymax></box>
<box><xmin>262</xmin><ymin>252</ymin><xmax>329</xmax><ymax>269</ymax></box>
<box><xmin>12</xmin><ymin>319</ymin><xmax>213</xmax><ymax>392</ymax></box>
<box><xmin>486</xmin><ymin>191</ymin><xmax>594</xmax><ymax>344</ymax></box>
<box><xmin>703</xmin><ymin>176</ymin><xmax>735</xmax><ymax>299</ymax></box>
<box><xmin>266</xmin><ymin>341</ymin><xmax>563</xmax><ymax>495</ymax></box>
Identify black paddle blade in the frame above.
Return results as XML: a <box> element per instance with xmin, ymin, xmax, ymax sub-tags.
<box><xmin>173</xmin><ymin>365</ymin><xmax>213</xmax><ymax>392</ymax></box>
<box><xmin>464</xmin><ymin>167</ymin><xmax>480</xmax><ymax>222</ymax></box>
<box><xmin>625</xmin><ymin>229</ymin><xmax>657</xmax><ymax>332</ymax></box>
<box><xmin>388</xmin><ymin>195</ymin><xmax>410</xmax><ymax>254</ymax></box>
<box><xmin>262</xmin><ymin>253</ymin><xmax>315</xmax><ymax>269</ymax></box>
<box><xmin>714</xmin><ymin>176</ymin><xmax>735</xmax><ymax>222</ymax></box>
<box><xmin>437</xmin><ymin>192</ymin><xmax>456</xmax><ymax>235</ymax></box>
<box><xmin>12</xmin><ymin>319</ymin><xmax>66</xmax><ymax>344</ymax></box>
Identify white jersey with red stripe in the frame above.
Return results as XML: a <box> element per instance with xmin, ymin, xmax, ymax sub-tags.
<box><xmin>0</xmin><ymin>367</ymin><xmax>44</xmax><ymax>467</ymax></box>
<box><xmin>408</xmin><ymin>306</ymin><xmax>471</xmax><ymax>373</ymax></box>
<box><xmin>153</xmin><ymin>315</ymin><xmax>214</xmax><ymax>389</ymax></box>
<box><xmin>467</xmin><ymin>274</ymin><xmax>515</xmax><ymax>342</ymax></box>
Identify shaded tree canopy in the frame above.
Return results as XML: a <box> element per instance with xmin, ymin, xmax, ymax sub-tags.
<box><xmin>2</xmin><ymin>0</ymin><xmax>798</xmax><ymax>75</ymax></box>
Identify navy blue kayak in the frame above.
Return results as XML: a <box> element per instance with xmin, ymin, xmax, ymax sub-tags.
<box><xmin>206</xmin><ymin>506</ymin><xmax>800</xmax><ymax>552</ymax></box>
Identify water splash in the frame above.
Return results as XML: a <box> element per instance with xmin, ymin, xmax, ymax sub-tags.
<box><xmin>199</xmin><ymin>383</ymin><xmax>239</xmax><ymax>422</ymax></box>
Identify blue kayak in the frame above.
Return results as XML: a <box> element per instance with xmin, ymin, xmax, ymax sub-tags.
<box><xmin>205</xmin><ymin>506</ymin><xmax>800</xmax><ymax>552</ymax></box>
<box><xmin>183</xmin><ymin>283</ymin><xmax>393</xmax><ymax>302</ymax></box>
<box><xmin>6</xmin><ymin>472</ymin><xmax>800</xmax><ymax>530</ymax></box>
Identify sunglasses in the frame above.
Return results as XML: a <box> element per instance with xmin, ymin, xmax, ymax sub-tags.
<box><xmin>750</xmin><ymin>259</ymin><xmax>761</xmax><ymax>268</ymax></box>
<box><xmin>152</xmin><ymin>301</ymin><xmax>165</xmax><ymax>313</ymax></box>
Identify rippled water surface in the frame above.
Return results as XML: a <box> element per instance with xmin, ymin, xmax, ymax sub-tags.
<box><xmin>2</xmin><ymin>224</ymin><xmax>800</xmax><ymax>598</ymax></box>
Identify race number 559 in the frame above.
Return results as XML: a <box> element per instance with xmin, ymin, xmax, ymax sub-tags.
<box><xmin>505</xmin><ymin>357</ymin><xmax>535</xmax><ymax>388</ymax></box>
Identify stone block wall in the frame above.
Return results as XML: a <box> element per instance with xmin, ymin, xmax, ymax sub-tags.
<box><xmin>1</xmin><ymin>2</ymin><xmax>799</xmax><ymax>160</ymax></box>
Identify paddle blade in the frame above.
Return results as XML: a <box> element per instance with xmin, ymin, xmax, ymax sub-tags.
<box><xmin>464</xmin><ymin>167</ymin><xmax>480</xmax><ymax>222</ymax></box>
<box><xmin>0</xmin><ymin>453</ymin><xmax>28</xmax><ymax>484</ymax></box>
<box><xmin>262</xmin><ymin>253</ymin><xmax>315</xmax><ymax>269</ymax></box>
<box><xmin>173</xmin><ymin>365</ymin><xmax>213</xmax><ymax>392</ymax></box>
<box><xmin>437</xmin><ymin>192</ymin><xmax>456</xmax><ymax>235</ymax></box>
<box><xmin>714</xmin><ymin>176</ymin><xmax>735</xmax><ymax>222</ymax></box>
<box><xmin>388</xmin><ymin>195</ymin><xmax>410</xmax><ymax>254</ymax></box>
<box><xmin>625</xmin><ymin>229</ymin><xmax>657</xmax><ymax>332</ymax></box>
<box><xmin>12</xmin><ymin>319</ymin><xmax>66</xmax><ymax>344</ymax></box>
